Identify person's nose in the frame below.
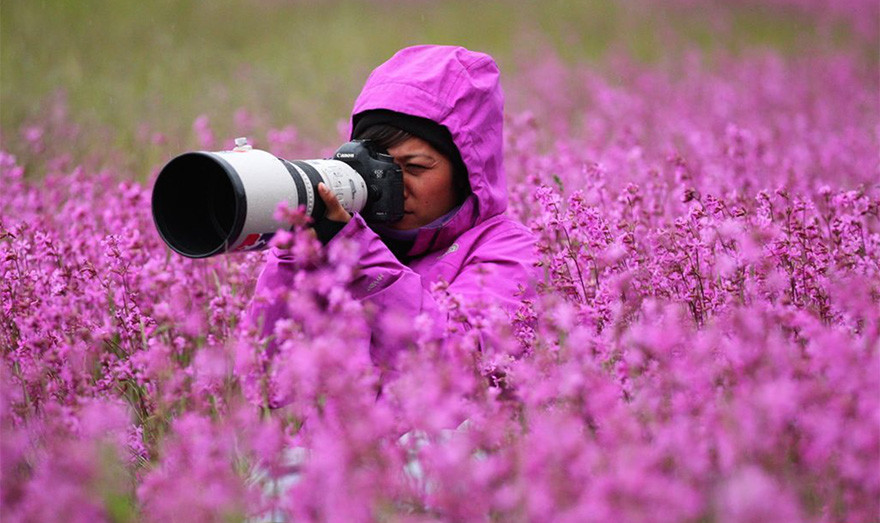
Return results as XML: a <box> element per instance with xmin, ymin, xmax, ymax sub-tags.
<box><xmin>401</xmin><ymin>174</ymin><xmax>412</xmax><ymax>199</ymax></box>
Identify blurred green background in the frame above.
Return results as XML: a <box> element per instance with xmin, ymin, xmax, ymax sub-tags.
<box><xmin>1</xmin><ymin>0</ymin><xmax>872</xmax><ymax>178</ymax></box>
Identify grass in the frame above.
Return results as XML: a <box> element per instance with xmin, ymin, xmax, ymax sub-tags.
<box><xmin>1</xmin><ymin>0</ymin><xmax>873</xmax><ymax>179</ymax></box>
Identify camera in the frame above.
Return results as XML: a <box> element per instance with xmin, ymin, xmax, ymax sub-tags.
<box><xmin>151</xmin><ymin>138</ymin><xmax>404</xmax><ymax>258</ymax></box>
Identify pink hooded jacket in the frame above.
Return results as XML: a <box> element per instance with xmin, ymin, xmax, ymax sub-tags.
<box><xmin>249</xmin><ymin>45</ymin><xmax>539</xmax><ymax>368</ymax></box>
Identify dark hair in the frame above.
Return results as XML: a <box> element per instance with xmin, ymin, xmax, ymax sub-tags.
<box><xmin>354</xmin><ymin>123</ymin><xmax>413</xmax><ymax>152</ymax></box>
<box><xmin>354</xmin><ymin>123</ymin><xmax>471</xmax><ymax>204</ymax></box>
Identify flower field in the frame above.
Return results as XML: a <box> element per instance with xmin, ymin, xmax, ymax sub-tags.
<box><xmin>2</xmin><ymin>1</ymin><xmax>878</xmax><ymax>521</ymax></box>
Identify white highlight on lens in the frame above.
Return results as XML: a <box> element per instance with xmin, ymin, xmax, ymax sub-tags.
<box><xmin>305</xmin><ymin>159</ymin><xmax>368</xmax><ymax>214</ymax></box>
<box><xmin>212</xmin><ymin>149</ymin><xmax>298</xmax><ymax>251</ymax></box>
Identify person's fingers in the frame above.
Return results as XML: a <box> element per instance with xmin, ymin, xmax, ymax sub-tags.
<box><xmin>318</xmin><ymin>183</ymin><xmax>351</xmax><ymax>223</ymax></box>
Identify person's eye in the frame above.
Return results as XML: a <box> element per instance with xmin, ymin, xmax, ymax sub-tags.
<box><xmin>406</xmin><ymin>163</ymin><xmax>429</xmax><ymax>173</ymax></box>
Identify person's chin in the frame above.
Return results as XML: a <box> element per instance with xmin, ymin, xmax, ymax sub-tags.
<box><xmin>390</xmin><ymin>214</ymin><xmax>420</xmax><ymax>230</ymax></box>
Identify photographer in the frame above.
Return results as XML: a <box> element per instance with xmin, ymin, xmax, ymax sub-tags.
<box><xmin>247</xmin><ymin>45</ymin><xmax>539</xmax><ymax>371</ymax></box>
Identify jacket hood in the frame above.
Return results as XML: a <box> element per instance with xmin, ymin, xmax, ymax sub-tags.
<box><xmin>350</xmin><ymin>45</ymin><xmax>506</xmax><ymax>256</ymax></box>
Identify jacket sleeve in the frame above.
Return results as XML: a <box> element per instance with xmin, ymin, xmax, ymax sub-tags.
<box><xmin>247</xmin><ymin>213</ymin><xmax>538</xmax><ymax>368</ymax></box>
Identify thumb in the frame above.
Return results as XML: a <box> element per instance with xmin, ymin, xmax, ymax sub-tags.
<box><xmin>317</xmin><ymin>183</ymin><xmax>351</xmax><ymax>223</ymax></box>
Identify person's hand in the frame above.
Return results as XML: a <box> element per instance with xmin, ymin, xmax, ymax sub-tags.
<box><xmin>317</xmin><ymin>182</ymin><xmax>351</xmax><ymax>223</ymax></box>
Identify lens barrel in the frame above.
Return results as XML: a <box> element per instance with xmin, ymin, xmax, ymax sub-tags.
<box><xmin>151</xmin><ymin>148</ymin><xmax>367</xmax><ymax>258</ymax></box>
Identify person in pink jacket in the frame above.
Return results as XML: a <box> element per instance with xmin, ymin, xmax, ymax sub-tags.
<box><xmin>249</xmin><ymin>45</ymin><xmax>539</xmax><ymax>371</ymax></box>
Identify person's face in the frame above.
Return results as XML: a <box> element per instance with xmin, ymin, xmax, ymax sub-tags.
<box><xmin>387</xmin><ymin>136</ymin><xmax>458</xmax><ymax>230</ymax></box>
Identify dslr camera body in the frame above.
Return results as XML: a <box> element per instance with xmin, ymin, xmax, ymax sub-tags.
<box><xmin>152</xmin><ymin>139</ymin><xmax>404</xmax><ymax>258</ymax></box>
